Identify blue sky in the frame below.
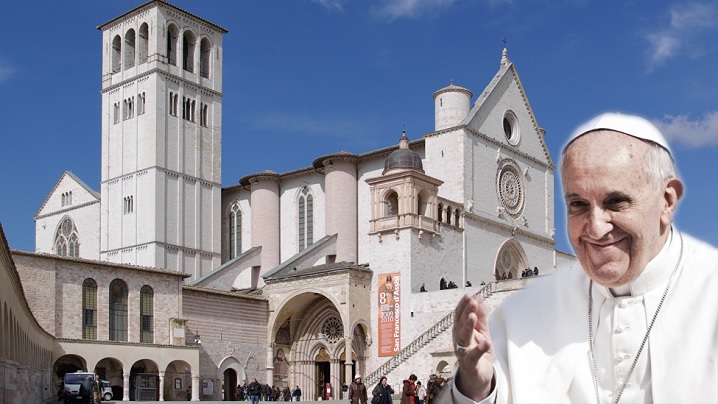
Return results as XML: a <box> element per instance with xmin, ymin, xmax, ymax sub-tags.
<box><xmin>1</xmin><ymin>0</ymin><xmax>716</xmax><ymax>255</ymax></box>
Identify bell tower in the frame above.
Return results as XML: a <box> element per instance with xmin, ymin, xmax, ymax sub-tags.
<box><xmin>97</xmin><ymin>1</ymin><xmax>227</xmax><ymax>279</ymax></box>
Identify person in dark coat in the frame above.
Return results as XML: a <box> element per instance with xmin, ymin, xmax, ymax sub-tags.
<box><xmin>371</xmin><ymin>376</ymin><xmax>394</xmax><ymax>404</ymax></box>
<box><xmin>79</xmin><ymin>376</ymin><xmax>94</xmax><ymax>404</ymax></box>
<box><xmin>292</xmin><ymin>385</ymin><xmax>302</xmax><ymax>401</ymax></box>
<box><xmin>247</xmin><ymin>378</ymin><xmax>262</xmax><ymax>404</ymax></box>
<box><xmin>348</xmin><ymin>375</ymin><xmax>367</xmax><ymax>404</ymax></box>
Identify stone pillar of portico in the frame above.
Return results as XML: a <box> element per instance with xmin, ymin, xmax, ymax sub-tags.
<box><xmin>329</xmin><ymin>359</ymin><xmax>340</xmax><ymax>400</ymax></box>
<box><xmin>266</xmin><ymin>346</ymin><xmax>275</xmax><ymax>388</ymax></box>
<box><xmin>158</xmin><ymin>371</ymin><xmax>165</xmax><ymax>401</ymax></box>
<box><xmin>122</xmin><ymin>373</ymin><xmax>130</xmax><ymax>401</ymax></box>
<box><xmin>191</xmin><ymin>375</ymin><xmax>200</xmax><ymax>401</ymax></box>
<box><xmin>344</xmin><ymin>338</ymin><xmax>353</xmax><ymax>388</ymax></box>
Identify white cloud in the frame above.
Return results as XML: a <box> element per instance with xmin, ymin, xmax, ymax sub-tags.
<box><xmin>644</xmin><ymin>2</ymin><xmax>718</xmax><ymax>71</ymax></box>
<box><xmin>0</xmin><ymin>60</ymin><xmax>16</xmax><ymax>84</ymax></box>
<box><xmin>654</xmin><ymin>111</ymin><xmax>718</xmax><ymax>148</ymax></box>
<box><xmin>372</xmin><ymin>0</ymin><xmax>456</xmax><ymax>21</ymax></box>
<box><xmin>312</xmin><ymin>0</ymin><xmax>348</xmax><ymax>12</ymax></box>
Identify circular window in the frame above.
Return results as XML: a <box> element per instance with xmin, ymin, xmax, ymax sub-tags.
<box><xmin>496</xmin><ymin>161</ymin><xmax>525</xmax><ymax>216</ymax></box>
<box><xmin>502</xmin><ymin>111</ymin><xmax>520</xmax><ymax>145</ymax></box>
<box><xmin>322</xmin><ymin>317</ymin><xmax>343</xmax><ymax>343</ymax></box>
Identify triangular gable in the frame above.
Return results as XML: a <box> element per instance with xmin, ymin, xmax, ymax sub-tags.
<box><xmin>35</xmin><ymin>171</ymin><xmax>100</xmax><ymax>219</ymax></box>
<box><xmin>460</xmin><ymin>50</ymin><xmax>554</xmax><ymax>168</ymax></box>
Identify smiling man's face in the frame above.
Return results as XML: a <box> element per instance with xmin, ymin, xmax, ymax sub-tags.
<box><xmin>562</xmin><ymin>130</ymin><xmax>676</xmax><ymax>287</ymax></box>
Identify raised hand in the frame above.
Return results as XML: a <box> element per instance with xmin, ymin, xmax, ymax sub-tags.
<box><xmin>452</xmin><ymin>294</ymin><xmax>495</xmax><ymax>401</ymax></box>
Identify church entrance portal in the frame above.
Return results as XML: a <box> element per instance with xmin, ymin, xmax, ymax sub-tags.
<box><xmin>224</xmin><ymin>368</ymin><xmax>237</xmax><ymax>401</ymax></box>
<box><xmin>315</xmin><ymin>348</ymin><xmax>331</xmax><ymax>399</ymax></box>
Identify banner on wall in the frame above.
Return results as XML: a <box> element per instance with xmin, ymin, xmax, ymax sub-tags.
<box><xmin>377</xmin><ymin>272</ymin><xmax>400</xmax><ymax>357</ymax></box>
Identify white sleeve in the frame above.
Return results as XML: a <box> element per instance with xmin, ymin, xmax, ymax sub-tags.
<box><xmin>450</xmin><ymin>368</ymin><xmax>497</xmax><ymax>404</ymax></box>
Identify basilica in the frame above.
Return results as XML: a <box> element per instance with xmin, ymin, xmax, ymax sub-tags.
<box><xmin>1</xmin><ymin>0</ymin><xmax>578</xmax><ymax>402</ymax></box>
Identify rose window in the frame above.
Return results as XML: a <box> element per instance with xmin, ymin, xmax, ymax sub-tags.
<box><xmin>497</xmin><ymin>161</ymin><xmax>525</xmax><ymax>216</ymax></box>
<box><xmin>322</xmin><ymin>317</ymin><xmax>343</xmax><ymax>343</ymax></box>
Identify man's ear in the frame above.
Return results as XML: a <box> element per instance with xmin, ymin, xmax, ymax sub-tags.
<box><xmin>661</xmin><ymin>178</ymin><xmax>684</xmax><ymax>227</ymax></box>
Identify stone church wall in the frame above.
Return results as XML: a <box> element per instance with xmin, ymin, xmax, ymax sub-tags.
<box><xmin>12</xmin><ymin>252</ymin><xmax>184</xmax><ymax>343</ymax></box>
<box><xmin>182</xmin><ymin>287</ymin><xmax>269</xmax><ymax>399</ymax></box>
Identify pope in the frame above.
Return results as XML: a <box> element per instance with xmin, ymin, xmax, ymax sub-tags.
<box><xmin>443</xmin><ymin>112</ymin><xmax>718</xmax><ymax>403</ymax></box>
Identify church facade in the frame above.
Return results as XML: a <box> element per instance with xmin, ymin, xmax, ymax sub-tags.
<box><xmin>22</xmin><ymin>0</ymin><xmax>578</xmax><ymax>401</ymax></box>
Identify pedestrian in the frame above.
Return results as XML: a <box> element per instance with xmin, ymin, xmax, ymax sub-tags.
<box><xmin>416</xmin><ymin>381</ymin><xmax>426</xmax><ymax>404</ymax></box>
<box><xmin>292</xmin><ymin>385</ymin><xmax>302</xmax><ymax>401</ymax></box>
<box><xmin>247</xmin><ymin>378</ymin><xmax>261</xmax><ymax>404</ymax></box>
<box><xmin>93</xmin><ymin>374</ymin><xmax>102</xmax><ymax>404</ymax></box>
<box><xmin>348</xmin><ymin>375</ymin><xmax>367</xmax><ymax>404</ymax></box>
<box><xmin>79</xmin><ymin>376</ymin><xmax>93</xmax><ymax>404</ymax></box>
<box><xmin>445</xmin><ymin>112</ymin><xmax>718</xmax><ymax>402</ymax></box>
<box><xmin>371</xmin><ymin>376</ymin><xmax>394</xmax><ymax>404</ymax></box>
<box><xmin>400</xmin><ymin>374</ymin><xmax>417</xmax><ymax>404</ymax></box>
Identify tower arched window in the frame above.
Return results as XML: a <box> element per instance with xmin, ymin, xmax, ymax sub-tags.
<box><xmin>82</xmin><ymin>279</ymin><xmax>97</xmax><ymax>340</ymax></box>
<box><xmin>167</xmin><ymin>24</ymin><xmax>179</xmax><ymax>66</ymax></box>
<box><xmin>55</xmin><ymin>218</ymin><xmax>79</xmax><ymax>257</ymax></box>
<box><xmin>138</xmin><ymin>23</ymin><xmax>148</xmax><ymax>64</ymax></box>
<box><xmin>109</xmin><ymin>279</ymin><xmax>128</xmax><ymax>342</ymax></box>
<box><xmin>124</xmin><ymin>29</ymin><xmax>135</xmax><ymax>69</ymax></box>
<box><xmin>111</xmin><ymin>35</ymin><xmax>121</xmax><ymax>73</ymax></box>
<box><xmin>385</xmin><ymin>191</ymin><xmax>399</xmax><ymax>217</ymax></box>
<box><xmin>298</xmin><ymin>187</ymin><xmax>314</xmax><ymax>251</ymax></box>
<box><xmin>200</xmin><ymin>38</ymin><xmax>211</xmax><ymax>78</ymax></box>
<box><xmin>140</xmin><ymin>285</ymin><xmax>154</xmax><ymax>343</ymax></box>
<box><xmin>182</xmin><ymin>31</ymin><xmax>196</xmax><ymax>72</ymax></box>
<box><xmin>417</xmin><ymin>190</ymin><xmax>429</xmax><ymax>216</ymax></box>
<box><xmin>437</xmin><ymin>203</ymin><xmax>444</xmax><ymax>222</ymax></box>
<box><xmin>446</xmin><ymin>206</ymin><xmax>452</xmax><ymax>225</ymax></box>
<box><xmin>229</xmin><ymin>203</ymin><xmax>242</xmax><ymax>259</ymax></box>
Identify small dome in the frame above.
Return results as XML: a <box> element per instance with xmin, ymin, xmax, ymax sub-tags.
<box><xmin>383</xmin><ymin>132</ymin><xmax>423</xmax><ymax>174</ymax></box>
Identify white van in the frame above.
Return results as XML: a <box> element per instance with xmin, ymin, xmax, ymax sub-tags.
<box><xmin>62</xmin><ymin>372</ymin><xmax>113</xmax><ymax>403</ymax></box>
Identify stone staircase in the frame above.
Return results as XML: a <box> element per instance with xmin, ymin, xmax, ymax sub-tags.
<box><xmin>365</xmin><ymin>282</ymin><xmax>498</xmax><ymax>386</ymax></box>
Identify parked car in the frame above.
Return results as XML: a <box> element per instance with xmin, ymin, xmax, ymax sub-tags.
<box><xmin>62</xmin><ymin>372</ymin><xmax>113</xmax><ymax>403</ymax></box>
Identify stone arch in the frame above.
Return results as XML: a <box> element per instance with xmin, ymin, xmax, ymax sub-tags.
<box><xmin>268</xmin><ymin>288</ymin><xmax>345</xmax><ymax>340</ymax></box>
<box><xmin>494</xmin><ymin>239</ymin><xmax>528</xmax><ymax>280</ymax></box>
<box><xmin>124</xmin><ymin>28</ymin><xmax>136</xmax><ymax>69</ymax></box>
<box><xmin>218</xmin><ymin>356</ymin><xmax>242</xmax><ymax>400</ymax></box>
<box><xmin>111</xmin><ymin>34</ymin><xmax>121</xmax><ymax>73</ymax></box>
<box><xmin>199</xmin><ymin>36</ymin><xmax>212</xmax><ymax>78</ymax></box>
<box><xmin>383</xmin><ymin>189</ymin><xmax>399</xmax><ymax>217</ymax></box>
<box><xmin>164</xmin><ymin>359</ymin><xmax>192</xmax><ymax>401</ymax></box>
<box><xmin>166</xmin><ymin>23</ymin><xmax>180</xmax><ymax>66</ymax></box>
<box><xmin>182</xmin><ymin>29</ymin><xmax>197</xmax><ymax>72</ymax></box>
<box><xmin>435</xmin><ymin>360</ymin><xmax>452</xmax><ymax>377</ymax></box>
<box><xmin>417</xmin><ymin>189</ymin><xmax>430</xmax><ymax>216</ymax></box>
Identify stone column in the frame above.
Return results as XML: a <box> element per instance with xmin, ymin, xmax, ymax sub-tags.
<box><xmin>191</xmin><ymin>375</ymin><xmax>200</xmax><ymax>401</ymax></box>
<box><xmin>329</xmin><ymin>359</ymin><xmax>340</xmax><ymax>400</ymax></box>
<box><xmin>158</xmin><ymin>371</ymin><xmax>165</xmax><ymax>401</ymax></box>
<box><xmin>122</xmin><ymin>373</ymin><xmax>130</xmax><ymax>401</ymax></box>
<box><xmin>266</xmin><ymin>346</ymin><xmax>275</xmax><ymax>388</ymax></box>
<box><xmin>344</xmin><ymin>338</ymin><xmax>353</xmax><ymax>388</ymax></box>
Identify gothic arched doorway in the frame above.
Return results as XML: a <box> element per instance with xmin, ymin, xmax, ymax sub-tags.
<box><xmin>224</xmin><ymin>368</ymin><xmax>237</xmax><ymax>400</ymax></box>
<box><xmin>494</xmin><ymin>240</ymin><xmax>528</xmax><ymax>280</ymax></box>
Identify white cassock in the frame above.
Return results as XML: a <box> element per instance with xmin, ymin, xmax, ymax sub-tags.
<box><xmin>446</xmin><ymin>229</ymin><xmax>718</xmax><ymax>403</ymax></box>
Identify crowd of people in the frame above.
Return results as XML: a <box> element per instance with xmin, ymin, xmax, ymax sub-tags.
<box><xmin>520</xmin><ymin>267</ymin><xmax>539</xmax><ymax>278</ymax></box>
<box><xmin>236</xmin><ymin>378</ymin><xmax>302</xmax><ymax>402</ymax></box>
<box><xmin>348</xmin><ymin>373</ymin><xmax>449</xmax><ymax>404</ymax></box>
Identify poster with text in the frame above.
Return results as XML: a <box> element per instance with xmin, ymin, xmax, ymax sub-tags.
<box><xmin>377</xmin><ymin>272</ymin><xmax>400</xmax><ymax>357</ymax></box>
